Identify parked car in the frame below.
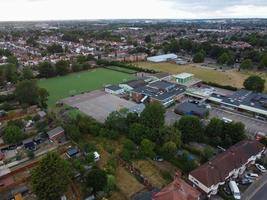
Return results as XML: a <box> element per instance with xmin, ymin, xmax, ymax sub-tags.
<box><xmin>241</xmin><ymin>178</ymin><xmax>253</xmax><ymax>185</ymax></box>
<box><xmin>256</xmin><ymin>164</ymin><xmax>266</xmax><ymax>173</ymax></box>
<box><xmin>154</xmin><ymin>155</ymin><xmax>164</xmax><ymax>162</ymax></box>
<box><xmin>229</xmin><ymin>181</ymin><xmax>241</xmax><ymax>200</ymax></box>
<box><xmin>245</xmin><ymin>173</ymin><xmax>259</xmax><ymax>179</ymax></box>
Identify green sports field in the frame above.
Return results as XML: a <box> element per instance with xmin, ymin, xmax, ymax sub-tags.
<box><xmin>38</xmin><ymin>68</ymin><xmax>135</xmax><ymax>107</ymax></box>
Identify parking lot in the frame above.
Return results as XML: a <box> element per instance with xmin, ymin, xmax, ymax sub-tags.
<box><xmin>210</xmin><ymin>107</ymin><xmax>267</xmax><ymax>136</ymax></box>
<box><xmin>62</xmin><ymin>90</ymin><xmax>137</xmax><ymax>123</ymax></box>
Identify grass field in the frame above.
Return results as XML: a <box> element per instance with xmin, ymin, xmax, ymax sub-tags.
<box><xmin>38</xmin><ymin>68</ymin><xmax>135</xmax><ymax>107</ymax></box>
<box><xmin>135</xmin><ymin>62</ymin><xmax>267</xmax><ymax>92</ymax></box>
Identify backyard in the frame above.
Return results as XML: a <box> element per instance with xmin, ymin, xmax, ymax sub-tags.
<box><xmin>135</xmin><ymin>62</ymin><xmax>267</xmax><ymax>92</ymax></box>
<box><xmin>38</xmin><ymin>68</ymin><xmax>135</xmax><ymax>107</ymax></box>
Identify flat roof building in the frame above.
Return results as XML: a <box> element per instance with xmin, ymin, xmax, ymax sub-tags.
<box><xmin>147</xmin><ymin>54</ymin><xmax>178</xmax><ymax>63</ymax></box>
<box><xmin>174</xmin><ymin>73</ymin><xmax>194</xmax><ymax>84</ymax></box>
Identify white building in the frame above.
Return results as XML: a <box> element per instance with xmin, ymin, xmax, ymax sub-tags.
<box><xmin>147</xmin><ymin>53</ymin><xmax>178</xmax><ymax>63</ymax></box>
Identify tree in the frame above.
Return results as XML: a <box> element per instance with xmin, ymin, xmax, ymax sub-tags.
<box><xmin>243</xmin><ymin>75</ymin><xmax>265</xmax><ymax>92</ymax></box>
<box><xmin>193</xmin><ymin>51</ymin><xmax>205</xmax><ymax>63</ymax></box>
<box><xmin>15</xmin><ymin>80</ymin><xmax>39</xmax><ymax>105</ymax></box>
<box><xmin>159</xmin><ymin>126</ymin><xmax>181</xmax><ymax>146</ymax></box>
<box><xmin>105</xmin><ymin>109</ymin><xmax>128</xmax><ymax>133</ymax></box>
<box><xmin>38</xmin><ymin>62</ymin><xmax>55</xmax><ymax>78</ymax></box>
<box><xmin>86</xmin><ymin>169</ymin><xmax>107</xmax><ymax>192</ymax></box>
<box><xmin>31</xmin><ymin>153</ymin><xmax>72</xmax><ymax>200</ymax></box>
<box><xmin>217</xmin><ymin>52</ymin><xmax>230</xmax><ymax>65</ymax></box>
<box><xmin>55</xmin><ymin>60</ymin><xmax>69</xmax><ymax>76</ymax></box>
<box><xmin>121</xmin><ymin>139</ymin><xmax>137</xmax><ymax>161</ymax></box>
<box><xmin>175</xmin><ymin>116</ymin><xmax>203</xmax><ymax>143</ymax></box>
<box><xmin>47</xmin><ymin>43</ymin><xmax>64</xmax><ymax>54</ymax></box>
<box><xmin>144</xmin><ymin>35</ymin><xmax>152</xmax><ymax>43</ymax></box>
<box><xmin>64</xmin><ymin>124</ymin><xmax>81</xmax><ymax>142</ymax></box>
<box><xmin>38</xmin><ymin>88</ymin><xmax>49</xmax><ymax>109</ymax></box>
<box><xmin>3</xmin><ymin>125</ymin><xmax>24</xmax><ymax>144</ymax></box>
<box><xmin>139</xmin><ymin>139</ymin><xmax>155</xmax><ymax>159</ymax></box>
<box><xmin>160</xmin><ymin>141</ymin><xmax>177</xmax><ymax>160</ymax></box>
<box><xmin>260</xmin><ymin>54</ymin><xmax>267</xmax><ymax>69</ymax></box>
<box><xmin>240</xmin><ymin>59</ymin><xmax>253</xmax><ymax>70</ymax></box>
<box><xmin>7</xmin><ymin>55</ymin><xmax>18</xmax><ymax>66</ymax></box>
<box><xmin>128</xmin><ymin>123</ymin><xmax>146</xmax><ymax>144</ymax></box>
<box><xmin>205</xmin><ymin>118</ymin><xmax>224</xmax><ymax>146</ymax></box>
<box><xmin>201</xmin><ymin>146</ymin><xmax>214</xmax><ymax>162</ymax></box>
<box><xmin>22</xmin><ymin>67</ymin><xmax>34</xmax><ymax>80</ymax></box>
<box><xmin>4</xmin><ymin>64</ymin><xmax>18</xmax><ymax>83</ymax></box>
<box><xmin>140</xmin><ymin>102</ymin><xmax>165</xmax><ymax>129</ymax></box>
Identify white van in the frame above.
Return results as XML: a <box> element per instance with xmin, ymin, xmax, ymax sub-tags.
<box><xmin>222</xmin><ymin>117</ymin><xmax>233</xmax><ymax>123</ymax></box>
<box><xmin>229</xmin><ymin>181</ymin><xmax>241</xmax><ymax>200</ymax></box>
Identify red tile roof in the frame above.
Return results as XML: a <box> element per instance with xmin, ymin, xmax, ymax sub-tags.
<box><xmin>190</xmin><ymin>140</ymin><xmax>265</xmax><ymax>188</ymax></box>
<box><xmin>152</xmin><ymin>177</ymin><xmax>201</xmax><ymax>200</ymax></box>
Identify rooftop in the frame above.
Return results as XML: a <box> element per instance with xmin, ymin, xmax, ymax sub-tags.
<box><xmin>174</xmin><ymin>73</ymin><xmax>194</xmax><ymax>79</ymax></box>
<box><xmin>190</xmin><ymin>140</ymin><xmax>265</xmax><ymax>188</ymax></box>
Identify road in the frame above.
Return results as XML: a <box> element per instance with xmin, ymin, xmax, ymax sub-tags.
<box><xmin>210</xmin><ymin>107</ymin><xmax>267</xmax><ymax>136</ymax></box>
<box><xmin>250</xmin><ymin>182</ymin><xmax>267</xmax><ymax>200</ymax></box>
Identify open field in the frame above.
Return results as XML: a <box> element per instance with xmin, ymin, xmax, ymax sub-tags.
<box><xmin>135</xmin><ymin>62</ymin><xmax>267</xmax><ymax>92</ymax></box>
<box><xmin>38</xmin><ymin>68</ymin><xmax>135</xmax><ymax>106</ymax></box>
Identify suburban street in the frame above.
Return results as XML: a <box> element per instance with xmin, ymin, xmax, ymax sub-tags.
<box><xmin>250</xmin><ymin>182</ymin><xmax>267</xmax><ymax>200</ymax></box>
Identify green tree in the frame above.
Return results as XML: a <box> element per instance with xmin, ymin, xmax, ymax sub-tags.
<box><xmin>64</xmin><ymin>124</ymin><xmax>81</xmax><ymax>142</ymax></box>
<box><xmin>260</xmin><ymin>54</ymin><xmax>267</xmax><ymax>69</ymax></box>
<box><xmin>4</xmin><ymin>64</ymin><xmax>18</xmax><ymax>83</ymax></box>
<box><xmin>7</xmin><ymin>55</ymin><xmax>18</xmax><ymax>66</ymax></box>
<box><xmin>31</xmin><ymin>153</ymin><xmax>72</xmax><ymax>200</ymax></box>
<box><xmin>22</xmin><ymin>67</ymin><xmax>34</xmax><ymax>80</ymax></box>
<box><xmin>217</xmin><ymin>52</ymin><xmax>230</xmax><ymax>65</ymax></box>
<box><xmin>105</xmin><ymin>110</ymin><xmax>128</xmax><ymax>133</ymax></box>
<box><xmin>27</xmin><ymin>150</ymin><xmax>35</xmax><ymax>159</ymax></box>
<box><xmin>139</xmin><ymin>139</ymin><xmax>155</xmax><ymax>159</ymax></box>
<box><xmin>175</xmin><ymin>116</ymin><xmax>203</xmax><ymax>143</ymax></box>
<box><xmin>15</xmin><ymin>80</ymin><xmax>39</xmax><ymax>105</ymax></box>
<box><xmin>47</xmin><ymin>43</ymin><xmax>64</xmax><ymax>54</ymax></box>
<box><xmin>193</xmin><ymin>51</ymin><xmax>205</xmax><ymax>63</ymax></box>
<box><xmin>243</xmin><ymin>75</ymin><xmax>265</xmax><ymax>92</ymax></box>
<box><xmin>128</xmin><ymin>123</ymin><xmax>146</xmax><ymax>144</ymax></box>
<box><xmin>3</xmin><ymin>125</ymin><xmax>24</xmax><ymax>144</ymax></box>
<box><xmin>38</xmin><ymin>62</ymin><xmax>55</xmax><ymax>78</ymax></box>
<box><xmin>86</xmin><ymin>169</ymin><xmax>107</xmax><ymax>192</ymax></box>
<box><xmin>205</xmin><ymin>118</ymin><xmax>224</xmax><ymax>146</ymax></box>
<box><xmin>140</xmin><ymin>102</ymin><xmax>165</xmax><ymax>129</ymax></box>
<box><xmin>240</xmin><ymin>59</ymin><xmax>253</xmax><ymax>70</ymax></box>
<box><xmin>55</xmin><ymin>60</ymin><xmax>69</xmax><ymax>76</ymax></box>
<box><xmin>144</xmin><ymin>35</ymin><xmax>152</xmax><ymax>43</ymax></box>
<box><xmin>38</xmin><ymin>88</ymin><xmax>49</xmax><ymax>109</ymax></box>
<box><xmin>160</xmin><ymin>141</ymin><xmax>177</xmax><ymax>160</ymax></box>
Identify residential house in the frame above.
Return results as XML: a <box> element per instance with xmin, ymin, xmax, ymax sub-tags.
<box><xmin>188</xmin><ymin>140</ymin><xmax>265</xmax><ymax>196</ymax></box>
<box><xmin>152</xmin><ymin>175</ymin><xmax>201</xmax><ymax>200</ymax></box>
<box><xmin>47</xmin><ymin>126</ymin><xmax>65</xmax><ymax>142</ymax></box>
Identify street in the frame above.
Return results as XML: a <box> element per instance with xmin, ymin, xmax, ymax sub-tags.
<box><xmin>210</xmin><ymin>107</ymin><xmax>267</xmax><ymax>136</ymax></box>
<box><xmin>250</xmin><ymin>182</ymin><xmax>267</xmax><ymax>200</ymax></box>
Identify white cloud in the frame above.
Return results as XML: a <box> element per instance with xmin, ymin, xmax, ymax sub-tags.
<box><xmin>0</xmin><ymin>0</ymin><xmax>266</xmax><ymax>21</ymax></box>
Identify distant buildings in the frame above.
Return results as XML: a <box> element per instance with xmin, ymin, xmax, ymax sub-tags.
<box><xmin>189</xmin><ymin>140</ymin><xmax>265</xmax><ymax>196</ymax></box>
<box><xmin>147</xmin><ymin>54</ymin><xmax>178</xmax><ymax>63</ymax></box>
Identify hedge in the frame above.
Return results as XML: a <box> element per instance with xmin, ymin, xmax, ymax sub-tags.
<box><xmin>203</xmin><ymin>81</ymin><xmax>238</xmax><ymax>91</ymax></box>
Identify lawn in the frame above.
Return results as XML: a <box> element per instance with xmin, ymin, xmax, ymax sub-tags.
<box><xmin>135</xmin><ymin>62</ymin><xmax>267</xmax><ymax>92</ymax></box>
<box><xmin>38</xmin><ymin>68</ymin><xmax>135</xmax><ymax>107</ymax></box>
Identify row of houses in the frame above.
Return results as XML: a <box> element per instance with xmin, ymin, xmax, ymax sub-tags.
<box><xmin>189</xmin><ymin>139</ymin><xmax>266</xmax><ymax>197</ymax></box>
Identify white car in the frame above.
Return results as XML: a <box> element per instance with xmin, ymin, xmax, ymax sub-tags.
<box><xmin>256</xmin><ymin>164</ymin><xmax>266</xmax><ymax>173</ymax></box>
<box><xmin>245</xmin><ymin>173</ymin><xmax>259</xmax><ymax>179</ymax></box>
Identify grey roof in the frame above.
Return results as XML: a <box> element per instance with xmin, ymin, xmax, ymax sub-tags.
<box><xmin>175</xmin><ymin>102</ymin><xmax>208</xmax><ymax>117</ymax></box>
<box><xmin>47</xmin><ymin>126</ymin><xmax>64</xmax><ymax>137</ymax></box>
<box><xmin>123</xmin><ymin>79</ymin><xmax>147</xmax><ymax>88</ymax></box>
<box><xmin>149</xmin><ymin>80</ymin><xmax>176</xmax><ymax>91</ymax></box>
<box><xmin>105</xmin><ymin>85</ymin><xmax>123</xmax><ymax>91</ymax></box>
<box><xmin>211</xmin><ymin>89</ymin><xmax>267</xmax><ymax>112</ymax></box>
<box><xmin>133</xmin><ymin>82</ymin><xmax>186</xmax><ymax>102</ymax></box>
<box><xmin>128</xmin><ymin>103</ymin><xmax>146</xmax><ymax>114</ymax></box>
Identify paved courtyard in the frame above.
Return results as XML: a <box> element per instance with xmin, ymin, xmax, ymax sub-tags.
<box><xmin>62</xmin><ymin>90</ymin><xmax>137</xmax><ymax>123</ymax></box>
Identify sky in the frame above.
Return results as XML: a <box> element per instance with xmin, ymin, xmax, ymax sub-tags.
<box><xmin>0</xmin><ymin>0</ymin><xmax>267</xmax><ymax>21</ymax></box>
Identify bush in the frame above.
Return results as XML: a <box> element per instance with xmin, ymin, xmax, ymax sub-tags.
<box><xmin>203</xmin><ymin>81</ymin><xmax>238</xmax><ymax>91</ymax></box>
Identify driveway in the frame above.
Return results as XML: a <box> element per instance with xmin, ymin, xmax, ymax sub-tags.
<box><xmin>250</xmin><ymin>182</ymin><xmax>267</xmax><ymax>200</ymax></box>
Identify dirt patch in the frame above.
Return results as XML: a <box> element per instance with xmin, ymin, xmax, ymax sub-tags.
<box><xmin>115</xmin><ymin>166</ymin><xmax>144</xmax><ymax>199</ymax></box>
<box><xmin>133</xmin><ymin>160</ymin><xmax>167</xmax><ymax>188</ymax></box>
